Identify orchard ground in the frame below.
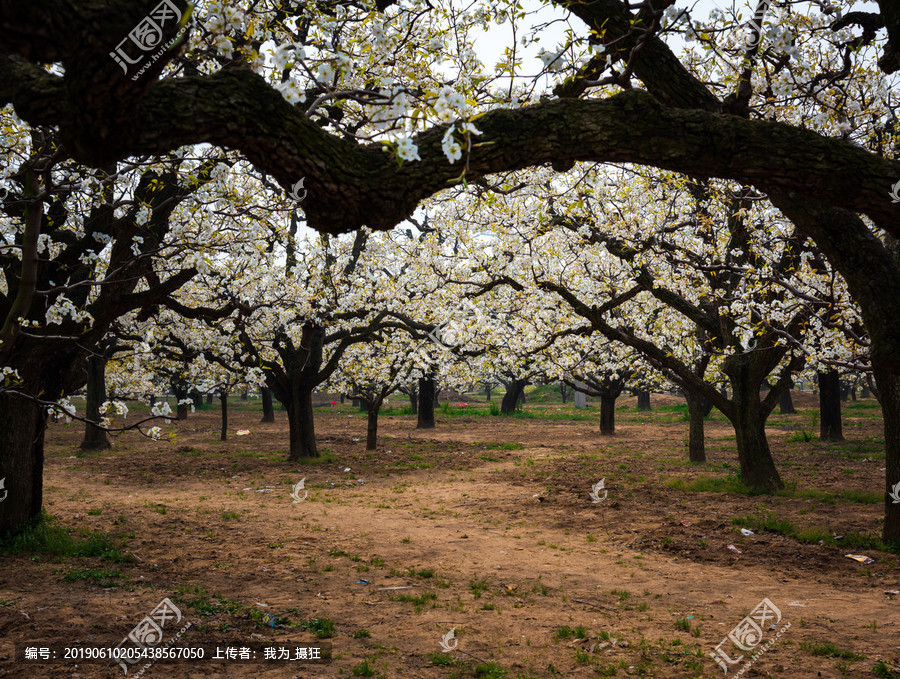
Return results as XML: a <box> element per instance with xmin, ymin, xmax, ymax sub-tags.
<box><xmin>1</xmin><ymin>390</ymin><xmax>899</xmax><ymax>679</ymax></box>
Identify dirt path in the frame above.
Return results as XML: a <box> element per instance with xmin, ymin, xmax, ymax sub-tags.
<box><xmin>1</xmin><ymin>400</ymin><xmax>898</xmax><ymax>678</ymax></box>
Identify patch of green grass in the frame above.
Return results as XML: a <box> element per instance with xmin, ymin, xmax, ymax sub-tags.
<box><xmin>352</xmin><ymin>629</ymin><xmax>370</xmax><ymax>639</ymax></box>
<box><xmin>63</xmin><ymin>566</ymin><xmax>122</xmax><ymax>588</ymax></box>
<box><xmin>430</xmin><ymin>651</ymin><xmax>457</xmax><ymax>666</ymax></box>
<box><xmin>389</xmin><ymin>591</ymin><xmax>437</xmax><ymax>610</ymax></box>
<box><xmin>473</xmin><ymin>662</ymin><xmax>507</xmax><ymax>678</ymax></box>
<box><xmin>787</xmin><ymin>430</ymin><xmax>814</xmax><ymax>442</ymax></box>
<box><xmin>221</xmin><ymin>511</ymin><xmax>241</xmax><ymax>520</ymax></box>
<box><xmin>0</xmin><ymin>511</ymin><xmax>132</xmax><ymax>563</ymax></box>
<box><xmin>553</xmin><ymin>625</ymin><xmax>588</xmax><ymax>641</ymax></box>
<box><xmin>470</xmin><ymin>578</ymin><xmax>490</xmax><ymax>598</ymax></box>
<box><xmin>295</xmin><ymin>451</ymin><xmax>337</xmax><ymax>464</ymax></box>
<box><xmin>352</xmin><ymin>659</ymin><xmax>377</xmax><ymax>676</ymax></box>
<box><xmin>667</xmin><ymin>475</ymin><xmax>764</xmax><ymax>495</ymax></box>
<box><xmin>300</xmin><ymin>617</ymin><xmax>336</xmax><ymax>638</ymax></box>
<box><xmin>873</xmin><ymin>661</ymin><xmax>900</xmax><ymax>679</ymax></box>
<box><xmin>800</xmin><ymin>641</ymin><xmax>864</xmax><ymax>660</ymax></box>
<box><xmin>87</xmin><ymin>508</ymin><xmax>102</xmax><ymax>516</ymax></box>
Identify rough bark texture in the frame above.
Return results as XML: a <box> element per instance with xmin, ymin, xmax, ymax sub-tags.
<box><xmin>286</xmin><ymin>386</ymin><xmax>317</xmax><ymax>460</ymax></box>
<box><xmin>779</xmin><ymin>389</ymin><xmax>797</xmax><ymax>414</ymax></box>
<box><xmin>366</xmin><ymin>404</ymin><xmax>380</xmax><ymax>451</ymax></box>
<box><xmin>501</xmin><ymin>379</ymin><xmax>527</xmax><ymax>414</ymax></box>
<box><xmin>685</xmin><ymin>391</ymin><xmax>708</xmax><ymax>463</ymax></box>
<box><xmin>875</xmin><ymin>364</ymin><xmax>900</xmax><ymax>543</ymax></box>
<box><xmin>260</xmin><ymin>387</ymin><xmax>275</xmax><ymax>422</ymax></box>
<box><xmin>417</xmin><ymin>377</ymin><xmax>436</xmax><ymax>429</ymax></box>
<box><xmin>0</xmin><ymin>394</ymin><xmax>45</xmax><ymax>536</ymax></box>
<box><xmin>819</xmin><ymin>370</ymin><xmax>844</xmax><ymax>441</ymax></box>
<box><xmin>79</xmin><ymin>354</ymin><xmax>110</xmax><ymax>451</ymax></box>
<box><xmin>728</xmin><ymin>358</ymin><xmax>783</xmax><ymax>491</ymax></box>
<box><xmin>599</xmin><ymin>394</ymin><xmax>616</xmax><ymax>435</ymax></box>
<box><xmin>220</xmin><ymin>392</ymin><xmax>228</xmax><ymax>441</ymax></box>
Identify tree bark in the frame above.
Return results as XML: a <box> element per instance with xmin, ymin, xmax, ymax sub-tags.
<box><xmin>241</xmin><ymin>390</ymin><xmax>248</xmax><ymax>401</ymax></box>
<box><xmin>260</xmin><ymin>387</ymin><xmax>275</xmax><ymax>422</ymax></box>
<box><xmin>220</xmin><ymin>392</ymin><xmax>228</xmax><ymax>441</ymax></box>
<box><xmin>286</xmin><ymin>385</ymin><xmax>317</xmax><ymax>459</ymax></box>
<box><xmin>685</xmin><ymin>391</ymin><xmax>707</xmax><ymax>463</ymax></box>
<box><xmin>500</xmin><ymin>379</ymin><xmax>527</xmax><ymax>414</ymax></box>
<box><xmin>366</xmin><ymin>401</ymin><xmax>381</xmax><ymax>451</ymax></box>
<box><xmin>874</xmin><ymin>364</ymin><xmax>900</xmax><ymax>544</ymax></box>
<box><xmin>417</xmin><ymin>377</ymin><xmax>436</xmax><ymax>429</ymax></box>
<box><xmin>79</xmin><ymin>354</ymin><xmax>110</xmax><ymax>451</ymax></box>
<box><xmin>599</xmin><ymin>393</ymin><xmax>616</xmax><ymax>435</ymax></box>
<box><xmin>206</xmin><ymin>392</ymin><xmax>213</xmax><ymax>405</ymax></box>
<box><xmin>819</xmin><ymin>370</ymin><xmax>844</xmax><ymax>441</ymax></box>
<box><xmin>728</xmin><ymin>361</ymin><xmax>783</xmax><ymax>491</ymax></box>
<box><xmin>636</xmin><ymin>390</ymin><xmax>651</xmax><ymax>411</ymax></box>
<box><xmin>191</xmin><ymin>390</ymin><xmax>203</xmax><ymax>410</ymax></box>
<box><xmin>779</xmin><ymin>389</ymin><xmax>797</xmax><ymax>414</ymax></box>
<box><xmin>407</xmin><ymin>389</ymin><xmax>417</xmax><ymax>414</ymax></box>
<box><xmin>0</xmin><ymin>394</ymin><xmax>46</xmax><ymax>536</ymax></box>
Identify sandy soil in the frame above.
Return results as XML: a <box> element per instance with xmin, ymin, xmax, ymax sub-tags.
<box><xmin>1</xmin><ymin>393</ymin><xmax>898</xmax><ymax>678</ymax></box>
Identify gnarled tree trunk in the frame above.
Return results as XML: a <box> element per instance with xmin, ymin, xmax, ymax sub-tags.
<box><xmin>286</xmin><ymin>384</ymin><xmax>317</xmax><ymax>459</ymax></box>
<box><xmin>599</xmin><ymin>394</ymin><xmax>616</xmax><ymax>435</ymax></box>
<box><xmin>728</xmin><ymin>359</ymin><xmax>783</xmax><ymax>491</ymax></box>
<box><xmin>0</xmin><ymin>394</ymin><xmax>46</xmax><ymax>536</ymax></box>
<box><xmin>500</xmin><ymin>379</ymin><xmax>527</xmax><ymax>414</ymax></box>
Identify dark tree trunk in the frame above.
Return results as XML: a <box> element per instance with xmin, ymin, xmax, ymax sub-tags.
<box><xmin>862</xmin><ymin>383</ymin><xmax>871</xmax><ymax>399</ymax></box>
<box><xmin>779</xmin><ymin>389</ymin><xmax>797</xmax><ymax>414</ymax></box>
<box><xmin>851</xmin><ymin>386</ymin><xmax>857</xmax><ymax>401</ymax></box>
<box><xmin>560</xmin><ymin>383</ymin><xmax>569</xmax><ymax>404</ymax></box>
<box><xmin>840</xmin><ymin>384</ymin><xmax>850</xmax><ymax>402</ymax></box>
<box><xmin>172</xmin><ymin>381</ymin><xmax>189</xmax><ymax>420</ymax></box>
<box><xmin>874</xmin><ymin>364</ymin><xmax>900</xmax><ymax>544</ymax></box>
<box><xmin>352</xmin><ymin>398</ymin><xmax>361</xmax><ymax>409</ymax></box>
<box><xmin>241</xmin><ymin>390</ymin><xmax>248</xmax><ymax>401</ymax></box>
<box><xmin>340</xmin><ymin>394</ymin><xmax>345</xmax><ymax>404</ymax></box>
<box><xmin>260</xmin><ymin>387</ymin><xmax>275</xmax><ymax>422</ymax></box>
<box><xmin>80</xmin><ymin>355</ymin><xmax>110</xmax><ymax>451</ymax></box>
<box><xmin>0</xmin><ymin>394</ymin><xmax>46</xmax><ymax>536</ymax></box>
<box><xmin>417</xmin><ymin>377</ymin><xmax>436</xmax><ymax>429</ymax></box>
<box><xmin>728</xmin><ymin>362</ymin><xmax>783</xmax><ymax>491</ymax></box>
<box><xmin>206</xmin><ymin>393</ymin><xmax>213</xmax><ymax>405</ymax></box>
<box><xmin>685</xmin><ymin>391</ymin><xmax>707</xmax><ymax>463</ymax></box>
<box><xmin>191</xmin><ymin>390</ymin><xmax>203</xmax><ymax>410</ymax></box>
<box><xmin>485</xmin><ymin>384</ymin><xmax>491</xmax><ymax>401</ymax></box>
<box><xmin>286</xmin><ymin>385</ymin><xmax>317</xmax><ymax>459</ymax></box>
<box><xmin>599</xmin><ymin>393</ymin><xmax>616</xmax><ymax>435</ymax></box>
<box><xmin>358</xmin><ymin>398</ymin><xmax>369</xmax><ymax>412</ymax></box>
<box><xmin>220</xmin><ymin>392</ymin><xmax>228</xmax><ymax>441</ymax></box>
<box><xmin>366</xmin><ymin>401</ymin><xmax>381</xmax><ymax>450</ymax></box>
<box><xmin>636</xmin><ymin>390</ymin><xmax>651</xmax><ymax>411</ymax></box>
<box><xmin>500</xmin><ymin>379</ymin><xmax>527</xmax><ymax>414</ymax></box>
<box><xmin>407</xmin><ymin>389</ymin><xmax>417</xmax><ymax>414</ymax></box>
<box><xmin>818</xmin><ymin>370</ymin><xmax>844</xmax><ymax>441</ymax></box>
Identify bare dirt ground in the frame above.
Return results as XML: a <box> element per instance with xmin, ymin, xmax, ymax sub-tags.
<box><xmin>1</xmin><ymin>392</ymin><xmax>898</xmax><ymax>679</ymax></box>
